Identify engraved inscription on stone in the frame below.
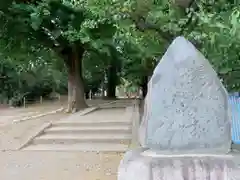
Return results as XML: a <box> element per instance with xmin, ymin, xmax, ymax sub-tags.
<box><xmin>142</xmin><ymin>36</ymin><xmax>231</xmax><ymax>153</ymax></box>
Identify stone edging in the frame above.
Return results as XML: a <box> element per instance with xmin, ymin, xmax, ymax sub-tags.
<box><xmin>96</xmin><ymin>100</ymin><xmax>118</xmax><ymax>108</ymax></box>
<box><xmin>16</xmin><ymin>107</ymin><xmax>98</xmax><ymax>150</ymax></box>
<box><xmin>13</xmin><ymin>108</ymin><xmax>64</xmax><ymax>124</ymax></box>
<box><xmin>11</xmin><ymin>100</ymin><xmax>120</xmax><ymax>124</ymax></box>
<box><xmin>78</xmin><ymin>107</ymin><xmax>99</xmax><ymax>116</ymax></box>
<box><xmin>130</xmin><ymin>99</ymin><xmax>141</xmax><ymax>147</ymax></box>
<box><xmin>18</xmin><ymin>122</ymin><xmax>52</xmax><ymax>150</ymax></box>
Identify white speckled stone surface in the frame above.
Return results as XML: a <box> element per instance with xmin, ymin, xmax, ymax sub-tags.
<box><xmin>139</xmin><ymin>36</ymin><xmax>231</xmax><ymax>153</ymax></box>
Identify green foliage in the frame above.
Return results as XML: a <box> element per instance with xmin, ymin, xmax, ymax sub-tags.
<box><xmin>0</xmin><ymin>0</ymin><xmax>119</xmax><ymax>105</ymax></box>
<box><xmin>112</xmin><ymin>0</ymin><xmax>240</xmax><ymax>91</ymax></box>
<box><xmin>83</xmin><ymin>44</ymin><xmax>122</xmax><ymax>94</ymax></box>
<box><xmin>0</xmin><ymin>47</ymin><xmax>67</xmax><ymax>106</ymax></box>
<box><xmin>0</xmin><ymin>0</ymin><xmax>240</xmax><ymax>106</ymax></box>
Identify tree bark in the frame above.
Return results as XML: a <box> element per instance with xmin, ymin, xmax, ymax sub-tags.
<box><xmin>63</xmin><ymin>45</ymin><xmax>88</xmax><ymax>113</ymax></box>
<box><xmin>140</xmin><ymin>76</ymin><xmax>148</xmax><ymax>98</ymax></box>
<box><xmin>106</xmin><ymin>64</ymin><xmax>117</xmax><ymax>99</ymax></box>
<box><xmin>85</xmin><ymin>90</ymin><xmax>90</xmax><ymax>99</ymax></box>
<box><xmin>67</xmin><ymin>74</ymin><xmax>74</xmax><ymax>112</ymax></box>
<box><xmin>101</xmin><ymin>81</ymin><xmax>105</xmax><ymax>98</ymax></box>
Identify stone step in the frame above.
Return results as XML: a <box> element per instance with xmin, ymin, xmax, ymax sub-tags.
<box><xmin>54</xmin><ymin>120</ymin><xmax>132</xmax><ymax>127</ymax></box>
<box><xmin>45</xmin><ymin>126</ymin><xmax>131</xmax><ymax>134</ymax></box>
<box><xmin>22</xmin><ymin>143</ymin><xmax>128</xmax><ymax>152</ymax></box>
<box><xmin>33</xmin><ymin>133</ymin><xmax>131</xmax><ymax>144</ymax></box>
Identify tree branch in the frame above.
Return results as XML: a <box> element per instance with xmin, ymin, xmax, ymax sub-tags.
<box><xmin>130</xmin><ymin>0</ymin><xmax>199</xmax><ymax>43</ymax></box>
<box><xmin>179</xmin><ymin>0</ymin><xmax>199</xmax><ymax>34</ymax></box>
<box><xmin>131</xmin><ymin>16</ymin><xmax>175</xmax><ymax>42</ymax></box>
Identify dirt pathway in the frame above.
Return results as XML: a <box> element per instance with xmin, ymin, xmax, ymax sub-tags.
<box><xmin>0</xmin><ymin>105</ymin><xmax>129</xmax><ymax>180</ymax></box>
<box><xmin>0</xmin><ymin>113</ymin><xmax>69</xmax><ymax>150</ymax></box>
<box><xmin>0</xmin><ymin>151</ymin><xmax>123</xmax><ymax>180</ymax></box>
<box><xmin>0</xmin><ymin>99</ymin><xmax>116</xmax><ymax>127</ymax></box>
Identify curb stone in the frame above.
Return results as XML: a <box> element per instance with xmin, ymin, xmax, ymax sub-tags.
<box><xmin>12</xmin><ymin>100</ymin><xmax>120</xmax><ymax>123</ymax></box>
<box><xmin>18</xmin><ymin>122</ymin><xmax>52</xmax><ymax>150</ymax></box>
<box><xmin>12</xmin><ymin>108</ymin><xmax>64</xmax><ymax>124</ymax></box>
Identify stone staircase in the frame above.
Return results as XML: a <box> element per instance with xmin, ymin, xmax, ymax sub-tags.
<box><xmin>22</xmin><ymin>107</ymin><xmax>133</xmax><ymax>152</ymax></box>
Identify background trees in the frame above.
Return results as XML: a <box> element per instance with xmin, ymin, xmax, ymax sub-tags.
<box><xmin>0</xmin><ymin>0</ymin><xmax>239</xmax><ymax>111</ymax></box>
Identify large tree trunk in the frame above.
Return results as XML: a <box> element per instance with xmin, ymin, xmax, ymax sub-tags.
<box><xmin>140</xmin><ymin>75</ymin><xmax>148</xmax><ymax>98</ymax></box>
<box><xmin>67</xmin><ymin>75</ymin><xmax>74</xmax><ymax>112</ymax></box>
<box><xmin>85</xmin><ymin>90</ymin><xmax>90</xmax><ymax>99</ymax></box>
<box><xmin>106</xmin><ymin>63</ymin><xmax>117</xmax><ymax>99</ymax></box>
<box><xmin>64</xmin><ymin>45</ymin><xmax>88</xmax><ymax>113</ymax></box>
<box><xmin>101</xmin><ymin>81</ymin><xmax>105</xmax><ymax>98</ymax></box>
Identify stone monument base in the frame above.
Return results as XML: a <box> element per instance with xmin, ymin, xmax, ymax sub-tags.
<box><xmin>118</xmin><ymin>148</ymin><xmax>239</xmax><ymax>180</ymax></box>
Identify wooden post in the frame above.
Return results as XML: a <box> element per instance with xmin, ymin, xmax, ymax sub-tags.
<box><xmin>9</xmin><ymin>99</ymin><xmax>12</xmax><ymax>107</ymax></box>
<box><xmin>58</xmin><ymin>94</ymin><xmax>61</xmax><ymax>106</ymax></box>
<box><xmin>89</xmin><ymin>90</ymin><xmax>92</xmax><ymax>100</ymax></box>
<box><xmin>23</xmin><ymin>97</ymin><xmax>26</xmax><ymax>108</ymax></box>
<box><xmin>40</xmin><ymin>96</ymin><xmax>43</xmax><ymax>104</ymax></box>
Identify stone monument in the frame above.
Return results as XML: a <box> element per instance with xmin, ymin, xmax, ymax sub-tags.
<box><xmin>140</xmin><ymin>36</ymin><xmax>231</xmax><ymax>153</ymax></box>
<box><xmin>118</xmin><ymin>37</ymin><xmax>239</xmax><ymax>180</ymax></box>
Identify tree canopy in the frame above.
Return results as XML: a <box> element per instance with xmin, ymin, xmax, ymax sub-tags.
<box><xmin>0</xmin><ymin>0</ymin><xmax>239</xmax><ymax>109</ymax></box>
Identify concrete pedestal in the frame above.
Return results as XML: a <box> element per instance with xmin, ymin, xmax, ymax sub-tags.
<box><xmin>118</xmin><ymin>148</ymin><xmax>240</xmax><ymax>180</ymax></box>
